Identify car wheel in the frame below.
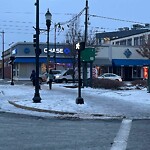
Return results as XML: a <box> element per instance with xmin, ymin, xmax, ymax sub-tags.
<box><xmin>62</xmin><ymin>79</ymin><xmax>68</xmax><ymax>83</ymax></box>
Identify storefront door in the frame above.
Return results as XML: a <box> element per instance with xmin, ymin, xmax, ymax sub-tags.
<box><xmin>123</xmin><ymin>66</ymin><xmax>132</xmax><ymax>81</ymax></box>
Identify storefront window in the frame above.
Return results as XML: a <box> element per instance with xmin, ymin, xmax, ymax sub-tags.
<box><xmin>127</xmin><ymin>38</ymin><xmax>132</xmax><ymax>46</ymax></box>
<box><xmin>134</xmin><ymin>37</ymin><xmax>139</xmax><ymax>46</ymax></box>
<box><xmin>120</xmin><ymin>40</ymin><xmax>126</xmax><ymax>45</ymax></box>
<box><xmin>98</xmin><ymin>66</ymin><xmax>113</xmax><ymax>75</ymax></box>
<box><xmin>116</xmin><ymin>67</ymin><xmax>122</xmax><ymax>76</ymax></box>
<box><xmin>133</xmin><ymin>66</ymin><xmax>141</xmax><ymax>78</ymax></box>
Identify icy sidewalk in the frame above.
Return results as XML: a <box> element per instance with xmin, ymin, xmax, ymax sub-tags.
<box><xmin>0</xmin><ymin>83</ymin><xmax>150</xmax><ymax>119</ymax></box>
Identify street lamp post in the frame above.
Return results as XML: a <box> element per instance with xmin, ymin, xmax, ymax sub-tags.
<box><xmin>54</xmin><ymin>23</ymin><xmax>64</xmax><ymax>70</ymax></box>
<box><xmin>32</xmin><ymin>0</ymin><xmax>41</xmax><ymax>103</ymax></box>
<box><xmin>54</xmin><ymin>23</ymin><xmax>57</xmax><ymax>70</ymax></box>
<box><xmin>45</xmin><ymin>9</ymin><xmax>52</xmax><ymax>89</ymax></box>
<box><xmin>9</xmin><ymin>56</ymin><xmax>15</xmax><ymax>85</ymax></box>
<box><xmin>10</xmin><ymin>61</ymin><xmax>14</xmax><ymax>85</ymax></box>
<box><xmin>0</xmin><ymin>31</ymin><xmax>4</xmax><ymax>79</ymax></box>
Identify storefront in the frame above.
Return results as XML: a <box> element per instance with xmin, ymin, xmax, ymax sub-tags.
<box><xmin>94</xmin><ymin>45</ymin><xmax>150</xmax><ymax>81</ymax></box>
<box><xmin>4</xmin><ymin>42</ymin><xmax>150</xmax><ymax>81</ymax></box>
<box><xmin>3</xmin><ymin>42</ymin><xmax>74</xmax><ymax>80</ymax></box>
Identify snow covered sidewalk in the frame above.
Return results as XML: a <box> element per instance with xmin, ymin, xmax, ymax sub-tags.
<box><xmin>0</xmin><ymin>83</ymin><xmax>150</xmax><ymax>118</ymax></box>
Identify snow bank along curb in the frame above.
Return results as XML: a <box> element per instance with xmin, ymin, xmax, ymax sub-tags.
<box><xmin>8</xmin><ymin>100</ymin><xmax>124</xmax><ymax>119</ymax></box>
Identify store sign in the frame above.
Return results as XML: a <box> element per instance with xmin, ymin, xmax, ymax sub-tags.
<box><xmin>12</xmin><ymin>49</ymin><xmax>17</xmax><ymax>55</ymax></box>
<box><xmin>24</xmin><ymin>48</ymin><xmax>30</xmax><ymax>54</ymax></box>
<box><xmin>44</xmin><ymin>48</ymin><xmax>71</xmax><ymax>54</ymax></box>
<box><xmin>124</xmin><ymin>48</ymin><xmax>132</xmax><ymax>58</ymax></box>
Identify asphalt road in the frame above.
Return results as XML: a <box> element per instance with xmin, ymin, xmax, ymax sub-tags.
<box><xmin>0</xmin><ymin>112</ymin><xmax>121</xmax><ymax>150</ymax></box>
<box><xmin>0</xmin><ymin>112</ymin><xmax>150</xmax><ymax>150</ymax></box>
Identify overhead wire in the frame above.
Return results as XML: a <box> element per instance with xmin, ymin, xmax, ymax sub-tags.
<box><xmin>0</xmin><ymin>9</ymin><xmax>148</xmax><ymax>38</ymax></box>
<box><xmin>89</xmin><ymin>14</ymin><xmax>146</xmax><ymax>25</ymax></box>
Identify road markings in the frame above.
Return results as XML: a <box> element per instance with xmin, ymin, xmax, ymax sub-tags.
<box><xmin>110</xmin><ymin>119</ymin><xmax>132</xmax><ymax>150</ymax></box>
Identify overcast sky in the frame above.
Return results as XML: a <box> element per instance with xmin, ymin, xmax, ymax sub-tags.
<box><xmin>0</xmin><ymin>0</ymin><xmax>150</xmax><ymax>56</ymax></box>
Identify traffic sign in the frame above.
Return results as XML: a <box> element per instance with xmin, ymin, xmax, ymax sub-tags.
<box><xmin>81</xmin><ymin>48</ymin><xmax>95</xmax><ymax>62</ymax></box>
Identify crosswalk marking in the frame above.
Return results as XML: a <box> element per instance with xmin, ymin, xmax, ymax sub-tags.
<box><xmin>110</xmin><ymin>119</ymin><xmax>132</xmax><ymax>150</ymax></box>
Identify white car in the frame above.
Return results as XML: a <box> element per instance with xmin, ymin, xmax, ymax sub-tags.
<box><xmin>55</xmin><ymin>69</ymin><xmax>74</xmax><ymax>83</ymax></box>
<box><xmin>98</xmin><ymin>73</ymin><xmax>122</xmax><ymax>82</ymax></box>
<box><xmin>39</xmin><ymin>70</ymin><xmax>62</xmax><ymax>83</ymax></box>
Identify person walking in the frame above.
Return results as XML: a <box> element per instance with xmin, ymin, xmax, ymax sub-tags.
<box><xmin>30</xmin><ymin>70</ymin><xmax>36</xmax><ymax>86</ymax></box>
<box><xmin>47</xmin><ymin>69</ymin><xmax>54</xmax><ymax>89</ymax></box>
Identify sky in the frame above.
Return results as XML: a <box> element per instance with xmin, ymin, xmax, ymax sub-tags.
<box><xmin>0</xmin><ymin>81</ymin><xmax>150</xmax><ymax>119</ymax></box>
<box><xmin>0</xmin><ymin>0</ymin><xmax>150</xmax><ymax>57</ymax></box>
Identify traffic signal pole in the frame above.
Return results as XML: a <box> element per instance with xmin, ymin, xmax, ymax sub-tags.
<box><xmin>32</xmin><ymin>0</ymin><xmax>41</xmax><ymax>103</ymax></box>
<box><xmin>83</xmin><ymin>0</ymin><xmax>88</xmax><ymax>87</ymax></box>
<box><xmin>76</xmin><ymin>42</ymin><xmax>85</xmax><ymax>104</ymax></box>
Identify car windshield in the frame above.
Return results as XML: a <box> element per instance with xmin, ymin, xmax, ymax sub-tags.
<box><xmin>52</xmin><ymin>70</ymin><xmax>62</xmax><ymax>74</ymax></box>
<box><xmin>60</xmin><ymin>70</ymin><xmax>67</xmax><ymax>75</ymax></box>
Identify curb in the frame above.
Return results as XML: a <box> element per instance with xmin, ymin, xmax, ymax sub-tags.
<box><xmin>8</xmin><ymin>101</ymin><xmax>75</xmax><ymax>115</ymax></box>
<box><xmin>8</xmin><ymin>101</ymin><xmax>124</xmax><ymax>119</ymax></box>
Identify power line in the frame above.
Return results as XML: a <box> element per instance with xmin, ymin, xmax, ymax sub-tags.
<box><xmin>89</xmin><ymin>14</ymin><xmax>147</xmax><ymax>25</ymax></box>
<box><xmin>0</xmin><ymin>11</ymin><xmax>75</xmax><ymax>16</ymax></box>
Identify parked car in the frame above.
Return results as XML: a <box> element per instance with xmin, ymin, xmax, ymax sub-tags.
<box><xmin>98</xmin><ymin>73</ymin><xmax>122</xmax><ymax>82</ymax></box>
<box><xmin>39</xmin><ymin>70</ymin><xmax>62</xmax><ymax>83</ymax></box>
<box><xmin>54</xmin><ymin>69</ymin><xmax>75</xmax><ymax>83</ymax></box>
<box><xmin>39</xmin><ymin>72</ymin><xmax>47</xmax><ymax>83</ymax></box>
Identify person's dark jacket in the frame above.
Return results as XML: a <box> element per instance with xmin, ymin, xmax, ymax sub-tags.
<box><xmin>30</xmin><ymin>70</ymin><xmax>36</xmax><ymax>81</ymax></box>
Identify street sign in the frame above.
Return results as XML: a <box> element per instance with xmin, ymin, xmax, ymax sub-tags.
<box><xmin>81</xmin><ymin>48</ymin><xmax>95</xmax><ymax>62</ymax></box>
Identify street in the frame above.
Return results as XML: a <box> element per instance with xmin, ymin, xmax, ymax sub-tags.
<box><xmin>1</xmin><ymin>80</ymin><xmax>150</xmax><ymax>150</ymax></box>
<box><xmin>0</xmin><ymin>112</ymin><xmax>150</xmax><ymax>150</ymax></box>
<box><xmin>0</xmin><ymin>112</ymin><xmax>120</xmax><ymax>150</ymax></box>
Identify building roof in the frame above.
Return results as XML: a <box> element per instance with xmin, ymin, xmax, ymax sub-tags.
<box><xmin>96</xmin><ymin>29</ymin><xmax>150</xmax><ymax>40</ymax></box>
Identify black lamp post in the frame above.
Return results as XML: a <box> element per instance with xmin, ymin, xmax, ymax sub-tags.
<box><xmin>54</xmin><ymin>23</ymin><xmax>63</xmax><ymax>70</ymax></box>
<box><xmin>32</xmin><ymin>0</ymin><xmax>41</xmax><ymax>103</ymax></box>
<box><xmin>54</xmin><ymin>23</ymin><xmax>57</xmax><ymax>70</ymax></box>
<box><xmin>9</xmin><ymin>56</ymin><xmax>15</xmax><ymax>85</ymax></box>
<box><xmin>45</xmin><ymin>9</ymin><xmax>52</xmax><ymax>89</ymax></box>
<box><xmin>45</xmin><ymin>9</ymin><xmax>52</xmax><ymax>72</ymax></box>
<box><xmin>0</xmin><ymin>31</ymin><xmax>5</xmax><ymax>79</ymax></box>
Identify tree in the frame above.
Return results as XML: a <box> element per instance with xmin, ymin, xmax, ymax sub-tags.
<box><xmin>136</xmin><ymin>34</ymin><xmax>150</xmax><ymax>92</ymax></box>
<box><xmin>136</xmin><ymin>35</ymin><xmax>150</xmax><ymax>58</ymax></box>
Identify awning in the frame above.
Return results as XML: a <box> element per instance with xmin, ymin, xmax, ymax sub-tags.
<box><xmin>14</xmin><ymin>57</ymin><xmax>74</xmax><ymax>63</ymax></box>
<box><xmin>112</xmin><ymin>59</ymin><xmax>150</xmax><ymax>66</ymax></box>
<box><xmin>94</xmin><ymin>58</ymin><xmax>112</xmax><ymax>66</ymax></box>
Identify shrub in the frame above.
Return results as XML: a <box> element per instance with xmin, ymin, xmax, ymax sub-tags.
<box><xmin>131</xmin><ymin>80</ymin><xmax>147</xmax><ymax>88</ymax></box>
<box><xmin>92</xmin><ymin>78</ymin><xmax>125</xmax><ymax>90</ymax></box>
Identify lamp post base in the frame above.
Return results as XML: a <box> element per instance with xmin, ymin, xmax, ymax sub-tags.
<box><xmin>76</xmin><ymin>97</ymin><xmax>84</xmax><ymax>104</ymax></box>
<box><xmin>33</xmin><ymin>93</ymin><xmax>41</xmax><ymax>103</ymax></box>
<box><xmin>10</xmin><ymin>82</ymin><xmax>14</xmax><ymax>85</ymax></box>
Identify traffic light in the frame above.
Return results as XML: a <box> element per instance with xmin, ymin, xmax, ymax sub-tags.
<box><xmin>35</xmin><ymin>48</ymin><xmax>42</xmax><ymax>55</ymax></box>
<box><xmin>80</xmin><ymin>42</ymin><xmax>85</xmax><ymax>51</ymax></box>
<box><xmin>75</xmin><ymin>42</ymin><xmax>85</xmax><ymax>51</ymax></box>
<box><xmin>33</xmin><ymin>34</ymin><xmax>36</xmax><ymax>47</ymax></box>
<box><xmin>9</xmin><ymin>56</ymin><xmax>16</xmax><ymax>64</ymax></box>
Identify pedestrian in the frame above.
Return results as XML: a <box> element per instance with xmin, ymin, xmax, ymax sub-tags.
<box><xmin>30</xmin><ymin>70</ymin><xmax>36</xmax><ymax>86</ymax></box>
<box><xmin>47</xmin><ymin>69</ymin><xmax>54</xmax><ymax>89</ymax></box>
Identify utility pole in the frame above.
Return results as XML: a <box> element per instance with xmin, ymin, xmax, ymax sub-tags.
<box><xmin>84</xmin><ymin>0</ymin><xmax>88</xmax><ymax>46</ymax></box>
<box><xmin>1</xmin><ymin>31</ymin><xmax>4</xmax><ymax>79</ymax></box>
<box><xmin>83</xmin><ymin>0</ymin><xmax>89</xmax><ymax>87</ymax></box>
